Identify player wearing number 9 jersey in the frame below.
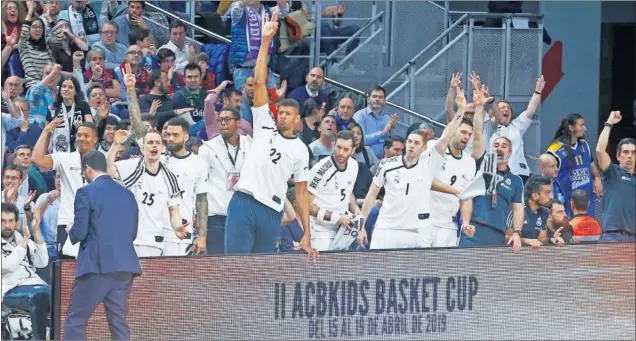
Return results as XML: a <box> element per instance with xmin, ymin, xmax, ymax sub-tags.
<box><xmin>307</xmin><ymin>131</ymin><xmax>360</xmax><ymax>251</ymax></box>
<box><xmin>106</xmin><ymin>129</ymin><xmax>188</xmax><ymax>258</ymax></box>
<box><xmin>225</xmin><ymin>10</ymin><xmax>316</xmax><ymax>257</ymax></box>
<box><xmin>359</xmin><ymin>99</ymin><xmax>468</xmax><ymax>249</ymax></box>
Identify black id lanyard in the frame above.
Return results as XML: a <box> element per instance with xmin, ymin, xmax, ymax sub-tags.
<box><xmin>224</xmin><ymin>138</ymin><xmax>240</xmax><ymax>169</ymax></box>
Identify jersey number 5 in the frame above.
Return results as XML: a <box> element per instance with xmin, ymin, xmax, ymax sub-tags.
<box><xmin>270</xmin><ymin>148</ymin><xmax>282</xmax><ymax>164</ymax></box>
<box><xmin>340</xmin><ymin>188</ymin><xmax>346</xmax><ymax>201</ymax></box>
<box><xmin>142</xmin><ymin>192</ymin><xmax>155</xmax><ymax>206</ymax></box>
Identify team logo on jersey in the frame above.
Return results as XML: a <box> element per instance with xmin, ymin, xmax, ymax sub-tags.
<box><xmin>394</xmin><ymin>173</ymin><xmax>400</xmax><ymax>183</ymax></box>
<box><xmin>536</xmin><ymin>217</ymin><xmax>542</xmax><ymax>227</ymax></box>
<box><xmin>505</xmin><ymin>178</ymin><xmax>512</xmax><ymax>186</ymax></box>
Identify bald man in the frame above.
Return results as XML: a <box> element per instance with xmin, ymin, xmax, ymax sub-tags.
<box><xmin>4</xmin><ymin>76</ymin><xmax>23</xmax><ymax>100</ymax></box>
<box><xmin>538</xmin><ymin>153</ymin><xmax>566</xmax><ymax>204</ymax></box>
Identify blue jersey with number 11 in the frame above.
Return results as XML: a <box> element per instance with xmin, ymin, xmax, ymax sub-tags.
<box><xmin>547</xmin><ymin>140</ymin><xmax>594</xmax><ymax>217</ymax></box>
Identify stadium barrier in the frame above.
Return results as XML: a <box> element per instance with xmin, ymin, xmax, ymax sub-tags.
<box><xmin>53</xmin><ymin>243</ymin><xmax>635</xmax><ymax>340</ymax></box>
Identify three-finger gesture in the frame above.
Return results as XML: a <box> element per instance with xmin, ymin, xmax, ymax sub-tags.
<box><xmin>122</xmin><ymin>63</ymin><xmax>137</xmax><ymax>89</ymax></box>
<box><xmin>114</xmin><ymin>130</ymin><xmax>131</xmax><ymax>145</ymax></box>
<box><xmin>450</xmin><ymin>72</ymin><xmax>462</xmax><ymax>89</ymax></box>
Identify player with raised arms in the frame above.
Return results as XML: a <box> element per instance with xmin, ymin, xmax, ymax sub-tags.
<box><xmin>224</xmin><ymin>11</ymin><xmax>316</xmax><ymax>258</ymax></box>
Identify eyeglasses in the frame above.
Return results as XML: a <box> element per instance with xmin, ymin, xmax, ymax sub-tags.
<box><xmin>31</xmin><ymin>25</ymin><xmax>44</xmax><ymax>30</ymax></box>
<box><xmin>126</xmin><ymin>51</ymin><xmax>142</xmax><ymax>56</ymax></box>
<box><xmin>101</xmin><ymin>31</ymin><xmax>117</xmax><ymax>36</ymax></box>
<box><xmin>216</xmin><ymin>117</ymin><xmax>236</xmax><ymax>124</ymax></box>
<box><xmin>3</xmin><ymin>175</ymin><xmax>19</xmax><ymax>181</ymax></box>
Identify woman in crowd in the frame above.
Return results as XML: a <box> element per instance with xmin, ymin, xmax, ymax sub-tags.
<box><xmin>48</xmin><ymin>76</ymin><xmax>93</xmax><ymax>153</ymax></box>
<box><xmin>299</xmin><ymin>97</ymin><xmax>325</xmax><ymax>144</ymax></box>
<box><xmin>17</xmin><ymin>3</ymin><xmax>53</xmax><ymax>89</ymax></box>
<box><xmin>2</xmin><ymin>0</ymin><xmax>24</xmax><ymax>45</ymax></box>
<box><xmin>347</xmin><ymin>121</ymin><xmax>379</xmax><ymax>170</ymax></box>
<box><xmin>49</xmin><ymin>19</ymin><xmax>89</xmax><ymax>73</ymax></box>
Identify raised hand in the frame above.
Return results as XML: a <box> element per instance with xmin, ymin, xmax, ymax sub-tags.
<box><xmin>44</xmin><ymin>117</ymin><xmax>64</xmax><ymax>133</ymax></box>
<box><xmin>4</xmin><ymin>185</ymin><xmax>18</xmax><ymax>203</ymax></box>
<box><xmin>276</xmin><ymin>80</ymin><xmax>288</xmax><ymax>98</ymax></box>
<box><xmin>607</xmin><ymin>111</ymin><xmax>622</xmax><ymax>125</ymax></box>
<box><xmin>20</xmin><ymin>216</ymin><xmax>30</xmax><ymax>248</ymax></box>
<box><xmin>24</xmin><ymin>190</ymin><xmax>37</xmax><ymax>207</ymax></box>
<box><xmin>47</xmin><ymin>189</ymin><xmax>61</xmax><ymax>204</ymax></box>
<box><xmin>114</xmin><ymin>129</ymin><xmax>132</xmax><ymax>145</ymax></box>
<box><xmin>473</xmin><ymin>84</ymin><xmax>488</xmax><ymax>107</ymax></box>
<box><xmin>535</xmin><ymin>75</ymin><xmax>545</xmax><ymax>93</ymax></box>
<box><xmin>19</xmin><ymin>119</ymin><xmax>29</xmax><ymax>132</ymax></box>
<box><xmin>450</xmin><ymin>72</ymin><xmax>462</xmax><ymax>89</ymax></box>
<box><xmin>73</xmin><ymin>51</ymin><xmax>85</xmax><ymax>64</ymax></box>
<box><xmin>1</xmin><ymin>86</ymin><xmax>9</xmax><ymax>101</ymax></box>
<box><xmin>98</xmin><ymin>102</ymin><xmax>111</xmax><ymax>119</ymax></box>
<box><xmin>455</xmin><ymin>87</ymin><xmax>466</xmax><ymax>110</ymax></box>
<box><xmin>149</xmin><ymin>99</ymin><xmax>162</xmax><ymax>116</ymax></box>
<box><xmin>91</xmin><ymin>64</ymin><xmax>103</xmax><ymax>80</ymax></box>
<box><xmin>6</xmin><ymin>29</ymin><xmax>19</xmax><ymax>47</ymax></box>
<box><xmin>261</xmin><ymin>11</ymin><xmax>280</xmax><ymax>39</ymax></box>
<box><xmin>468</xmin><ymin>71</ymin><xmax>481</xmax><ymax>91</ymax></box>
<box><xmin>550</xmin><ymin>227</ymin><xmax>565</xmax><ymax>246</ymax></box>
<box><xmin>122</xmin><ymin>63</ymin><xmax>137</xmax><ymax>89</ymax></box>
<box><xmin>31</xmin><ymin>208</ymin><xmax>42</xmax><ymax>235</ymax></box>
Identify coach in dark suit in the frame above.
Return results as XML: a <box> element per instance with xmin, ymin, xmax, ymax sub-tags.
<box><xmin>63</xmin><ymin>151</ymin><xmax>141</xmax><ymax>340</ymax></box>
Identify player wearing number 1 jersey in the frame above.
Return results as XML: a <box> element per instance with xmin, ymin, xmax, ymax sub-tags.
<box><xmin>307</xmin><ymin>131</ymin><xmax>360</xmax><ymax>251</ymax></box>
<box><xmin>107</xmin><ymin>129</ymin><xmax>189</xmax><ymax>257</ymax></box>
<box><xmin>224</xmin><ymin>11</ymin><xmax>316</xmax><ymax>257</ymax></box>
<box><xmin>360</xmin><ymin>90</ymin><xmax>468</xmax><ymax>249</ymax></box>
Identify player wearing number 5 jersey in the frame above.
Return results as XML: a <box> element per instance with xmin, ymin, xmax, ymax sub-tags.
<box><xmin>106</xmin><ymin>129</ymin><xmax>189</xmax><ymax>257</ymax></box>
<box><xmin>359</xmin><ymin>91</ymin><xmax>468</xmax><ymax>249</ymax></box>
<box><xmin>225</xmin><ymin>11</ymin><xmax>316</xmax><ymax>257</ymax></box>
<box><xmin>307</xmin><ymin>131</ymin><xmax>360</xmax><ymax>251</ymax></box>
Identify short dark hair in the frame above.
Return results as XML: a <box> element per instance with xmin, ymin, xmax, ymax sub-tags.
<box><xmin>156</xmin><ymin>48</ymin><xmax>176</xmax><ymax>63</ymax></box>
<box><xmin>549</xmin><ymin>199</ymin><xmax>564</xmax><ymax>211</ymax></box>
<box><xmin>460</xmin><ymin>118</ymin><xmax>473</xmax><ymax>128</ymax></box>
<box><xmin>183</xmin><ymin>63</ymin><xmax>201</xmax><ymax>76</ymax></box>
<box><xmin>166</xmin><ymin>117</ymin><xmax>190</xmax><ymax>133</ymax></box>
<box><xmin>147</xmin><ymin>70</ymin><xmax>165</xmax><ymax>89</ymax></box>
<box><xmin>101</xmin><ymin>20</ymin><xmax>119</xmax><ymax>33</ymax></box>
<box><xmin>407</xmin><ymin>130</ymin><xmax>428</xmax><ymax>143</ymax></box>
<box><xmin>335</xmin><ymin>130</ymin><xmax>354</xmax><ymax>146</ymax></box>
<box><xmin>194</xmin><ymin>52</ymin><xmax>209</xmax><ymax>65</ymax></box>
<box><xmin>571</xmin><ymin>189</ymin><xmax>589</xmax><ymax>211</ymax></box>
<box><xmin>129</xmin><ymin>1</ymin><xmax>146</xmax><ymax>9</ymax></box>
<box><xmin>78</xmin><ymin>122</ymin><xmax>98</xmax><ymax>136</ymax></box>
<box><xmin>222</xmin><ymin>88</ymin><xmax>242</xmax><ymax>100</ymax></box>
<box><xmin>118</xmin><ymin>119</ymin><xmax>131</xmax><ymax>130</ymax></box>
<box><xmin>525</xmin><ymin>175</ymin><xmax>552</xmax><ymax>201</ymax></box>
<box><xmin>98</xmin><ymin>116</ymin><xmax>119</xmax><ymax>140</ymax></box>
<box><xmin>170</xmin><ymin>21</ymin><xmax>186</xmax><ymax>31</ymax></box>
<box><xmin>128</xmin><ymin>27</ymin><xmax>150</xmax><ymax>46</ymax></box>
<box><xmin>384</xmin><ymin>135</ymin><xmax>405</xmax><ymax>149</ymax></box>
<box><xmin>13</xmin><ymin>145</ymin><xmax>32</xmax><ymax>154</ymax></box>
<box><xmin>278</xmin><ymin>98</ymin><xmax>300</xmax><ymax>112</ymax></box>
<box><xmin>82</xmin><ymin>151</ymin><xmax>108</xmax><ymax>173</ymax></box>
<box><xmin>88</xmin><ymin>84</ymin><xmax>106</xmax><ymax>97</ymax></box>
<box><xmin>4</xmin><ymin>164</ymin><xmax>23</xmax><ymax>179</ymax></box>
<box><xmin>219</xmin><ymin>107</ymin><xmax>241</xmax><ymax>120</ymax></box>
<box><xmin>617</xmin><ymin>137</ymin><xmax>636</xmax><ymax>153</ymax></box>
<box><xmin>141</xmin><ymin>114</ymin><xmax>158</xmax><ymax>127</ymax></box>
<box><xmin>1</xmin><ymin>202</ymin><xmax>19</xmax><ymax>221</ymax></box>
<box><xmin>367</xmin><ymin>85</ymin><xmax>386</xmax><ymax>97</ymax></box>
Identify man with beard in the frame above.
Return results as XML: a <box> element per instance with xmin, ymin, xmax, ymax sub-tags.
<box><xmin>421</xmin><ymin>86</ymin><xmax>487</xmax><ymax>248</ymax></box>
<box><xmin>160</xmin><ymin>117</ymin><xmax>209</xmax><ymax>256</ymax></box>
<box><xmin>225</xmin><ymin>11</ymin><xmax>316</xmax><ymax>258</ymax></box>
<box><xmin>58</xmin><ymin>0</ymin><xmax>100</xmax><ymax>45</ymax></box>
<box><xmin>505</xmin><ymin>176</ymin><xmax>552</xmax><ymax>249</ymax></box>
<box><xmin>359</xmin><ymin>91</ymin><xmax>468</xmax><ymax>249</ymax></box>
<box><xmin>173</xmin><ymin>63</ymin><xmax>208</xmax><ymax>123</ymax></box>
<box><xmin>32</xmin><ymin>120</ymin><xmax>99</xmax><ymax>259</ymax></box>
<box><xmin>287</xmin><ymin>67</ymin><xmax>330</xmax><ymax>110</ymax></box>
<box><xmin>41</xmin><ymin>0</ymin><xmax>62</xmax><ymax>40</ymax></box>
<box><xmin>353</xmin><ymin>86</ymin><xmax>399</xmax><ymax>158</ymax></box>
<box><xmin>95</xmin><ymin>116</ymin><xmax>119</xmax><ymax>156</ymax></box>
<box><xmin>308</xmin><ymin>115</ymin><xmax>337</xmax><ymax>159</ymax></box>
<box><xmin>113</xmin><ymin>1</ymin><xmax>150</xmax><ymax>47</ymax></box>
<box><xmin>139</xmin><ymin>70</ymin><xmax>193</xmax><ymax>129</ymax></box>
<box><xmin>198</xmin><ymin>107</ymin><xmax>253</xmax><ymax>254</ymax></box>
<box><xmin>596</xmin><ymin>111</ymin><xmax>635</xmax><ymax>242</ymax></box>
<box><xmin>546</xmin><ymin>200</ymin><xmax>570</xmax><ymax>245</ymax></box>
<box><xmin>307</xmin><ymin>131</ymin><xmax>361</xmax><ymax>251</ymax></box>
<box><xmin>2</xmin><ymin>202</ymin><xmax>49</xmax><ymax>341</ymax></box>
<box><xmin>458</xmin><ymin>135</ymin><xmax>524</xmax><ymax>253</ymax></box>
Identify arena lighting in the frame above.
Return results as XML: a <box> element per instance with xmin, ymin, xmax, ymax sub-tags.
<box><xmin>53</xmin><ymin>243</ymin><xmax>635</xmax><ymax>340</ymax></box>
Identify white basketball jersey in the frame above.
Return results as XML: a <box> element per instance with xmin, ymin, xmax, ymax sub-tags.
<box><xmin>427</xmin><ymin>140</ymin><xmax>476</xmax><ymax>224</ymax></box>
<box><xmin>51</xmin><ymin>151</ymin><xmax>87</xmax><ymax>226</ymax></box>
<box><xmin>329</xmin><ymin>215</ymin><xmax>363</xmax><ymax>251</ymax></box>
<box><xmin>115</xmin><ymin>158</ymin><xmax>182</xmax><ymax>248</ymax></box>
<box><xmin>307</xmin><ymin>156</ymin><xmax>358</xmax><ymax>234</ymax></box>
<box><xmin>373</xmin><ymin>150</ymin><xmax>443</xmax><ymax>231</ymax></box>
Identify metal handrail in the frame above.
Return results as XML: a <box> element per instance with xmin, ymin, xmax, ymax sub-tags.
<box><xmin>145</xmin><ymin>1</ymin><xmax>447</xmax><ymax>129</ymax></box>
<box><xmin>447</xmin><ymin>11</ymin><xmax>544</xmax><ymax>19</ymax></box>
<box><xmin>145</xmin><ymin>2</ymin><xmax>231</xmax><ymax>44</ymax></box>
<box><xmin>381</xmin><ymin>13</ymin><xmax>468</xmax><ymax>87</ymax></box>
<box><xmin>428</xmin><ymin>1</ymin><xmax>446</xmax><ymax>10</ymax></box>
<box><xmin>319</xmin><ymin>11</ymin><xmax>385</xmax><ymax>66</ymax></box>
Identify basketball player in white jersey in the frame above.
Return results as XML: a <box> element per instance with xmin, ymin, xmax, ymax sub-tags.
<box><xmin>161</xmin><ymin>117</ymin><xmax>209</xmax><ymax>256</ymax></box>
<box><xmin>31</xmin><ymin>119</ymin><xmax>99</xmax><ymax>258</ymax></box>
<box><xmin>307</xmin><ymin>130</ymin><xmax>360</xmax><ymax>251</ymax></box>
<box><xmin>422</xmin><ymin>85</ymin><xmax>489</xmax><ymax>247</ymax></box>
<box><xmin>224</xmin><ymin>11</ymin><xmax>316</xmax><ymax>258</ymax></box>
<box><xmin>359</xmin><ymin>91</ymin><xmax>468</xmax><ymax>249</ymax></box>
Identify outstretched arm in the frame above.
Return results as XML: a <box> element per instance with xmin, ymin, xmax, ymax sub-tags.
<box><xmin>253</xmin><ymin>11</ymin><xmax>279</xmax><ymax>108</ymax></box>
<box><xmin>435</xmin><ymin>88</ymin><xmax>466</xmax><ymax>155</ymax></box>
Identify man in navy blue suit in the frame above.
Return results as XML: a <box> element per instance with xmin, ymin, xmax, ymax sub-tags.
<box><xmin>63</xmin><ymin>151</ymin><xmax>141</xmax><ymax>340</ymax></box>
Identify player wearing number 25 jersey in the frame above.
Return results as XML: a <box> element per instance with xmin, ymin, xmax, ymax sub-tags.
<box><xmin>107</xmin><ymin>130</ymin><xmax>186</xmax><ymax>258</ymax></box>
<box><xmin>307</xmin><ymin>131</ymin><xmax>360</xmax><ymax>251</ymax></box>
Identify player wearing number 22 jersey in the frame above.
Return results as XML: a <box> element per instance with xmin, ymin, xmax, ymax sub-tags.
<box><xmin>360</xmin><ymin>107</ymin><xmax>468</xmax><ymax>249</ymax></box>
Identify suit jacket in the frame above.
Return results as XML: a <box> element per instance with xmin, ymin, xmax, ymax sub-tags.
<box><xmin>69</xmin><ymin>175</ymin><xmax>141</xmax><ymax>279</ymax></box>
